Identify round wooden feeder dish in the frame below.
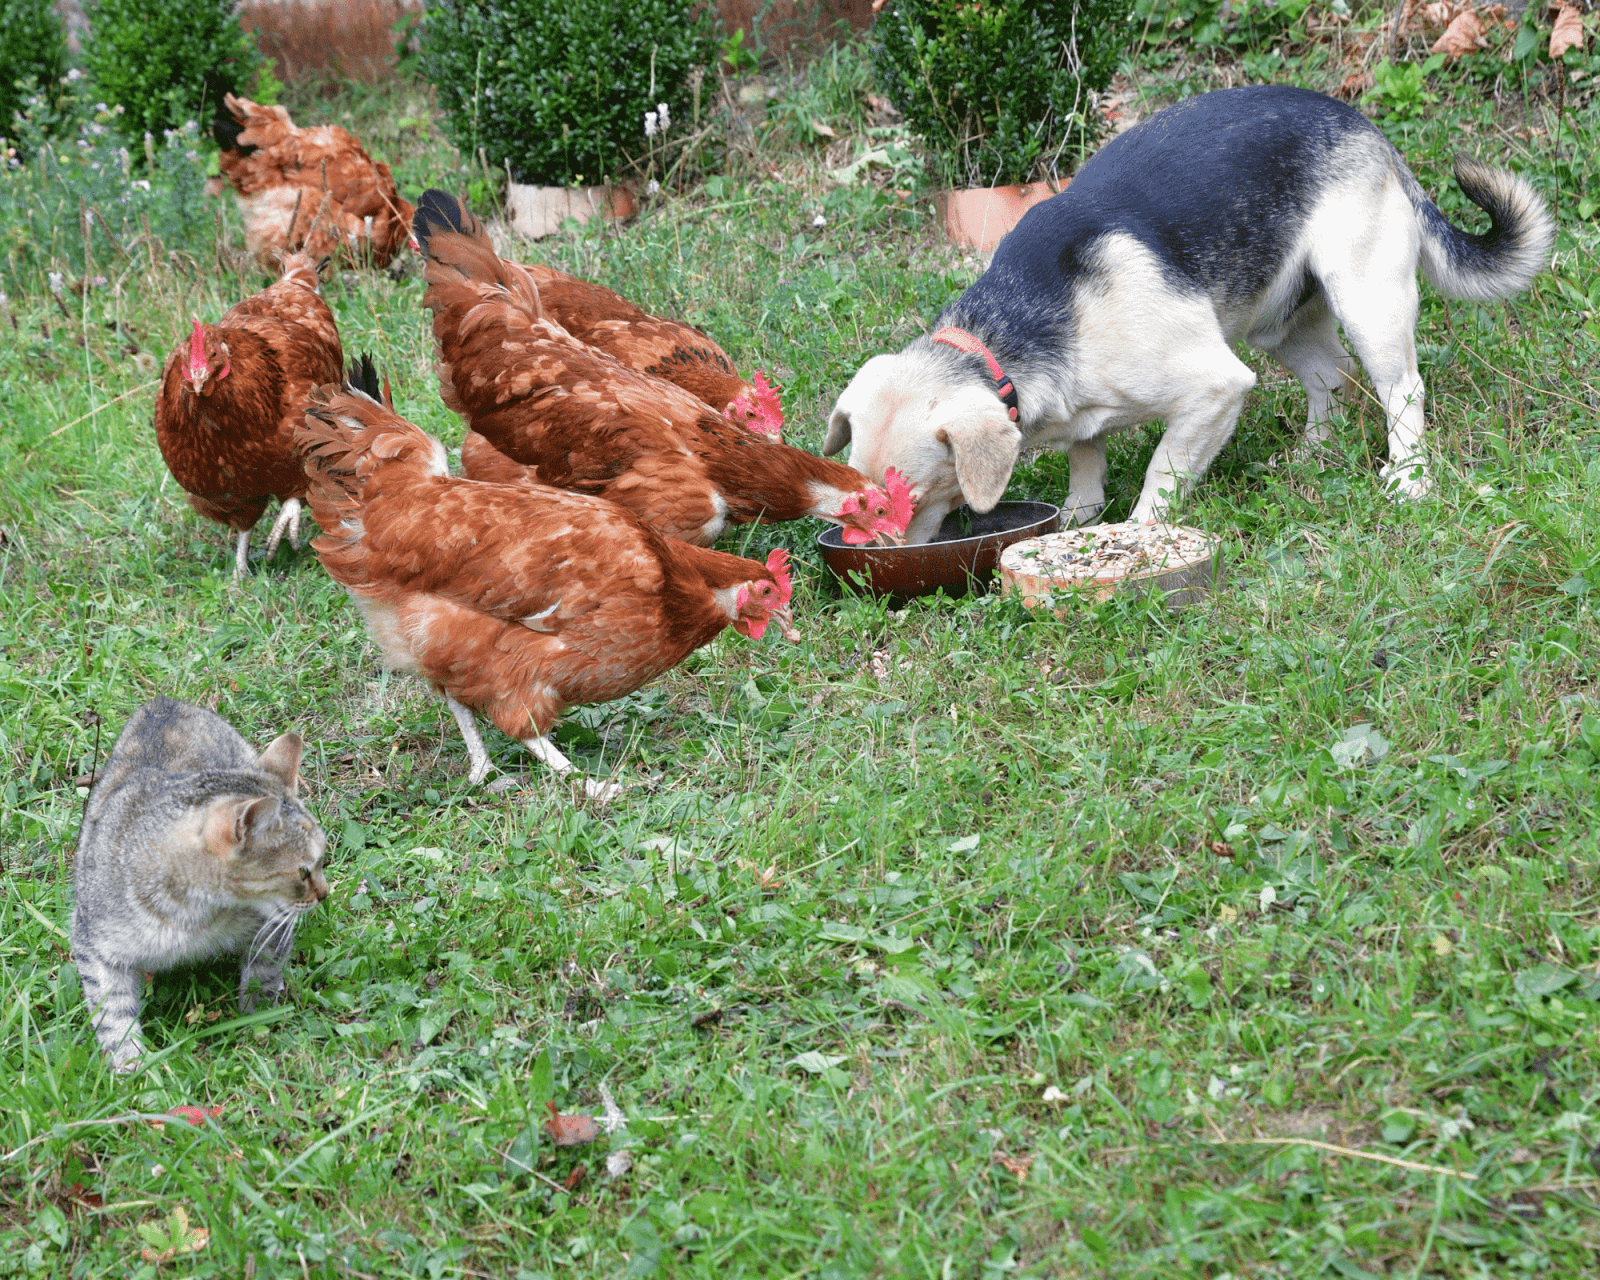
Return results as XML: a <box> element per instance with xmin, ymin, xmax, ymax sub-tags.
<box><xmin>817</xmin><ymin>501</ymin><xmax>1061</xmax><ymax>601</ymax></box>
<box><xmin>999</xmin><ymin>522</ymin><xmax>1219</xmax><ymax>612</ymax></box>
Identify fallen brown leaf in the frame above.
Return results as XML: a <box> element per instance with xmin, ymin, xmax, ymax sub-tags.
<box><xmin>1432</xmin><ymin>8</ymin><xmax>1490</xmax><ymax>56</ymax></box>
<box><xmin>562</xmin><ymin>1163</ymin><xmax>588</xmax><ymax>1190</ymax></box>
<box><xmin>1336</xmin><ymin>70</ymin><xmax>1374</xmax><ymax>99</ymax></box>
<box><xmin>1551</xmin><ymin>3</ymin><xmax>1585</xmax><ymax>58</ymax></box>
<box><xmin>543</xmin><ymin>1101</ymin><xmax>601</xmax><ymax>1147</ymax></box>
<box><xmin>64</xmin><ymin>1182</ymin><xmax>104</xmax><ymax>1212</ymax></box>
<box><xmin>993</xmin><ymin>1151</ymin><xmax>1035</xmax><ymax>1182</ymax></box>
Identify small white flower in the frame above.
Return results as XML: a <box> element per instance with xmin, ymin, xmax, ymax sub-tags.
<box><xmin>132</xmin><ymin>179</ymin><xmax>151</xmax><ymax>191</ymax></box>
<box><xmin>643</xmin><ymin>110</ymin><xmax>658</xmax><ymax>137</ymax></box>
<box><xmin>812</xmin><ymin>213</ymin><xmax>827</xmax><ymax>227</ymax></box>
<box><xmin>1041</xmin><ymin>1085</ymin><xmax>1067</xmax><ymax>1103</ymax></box>
<box><xmin>66</xmin><ymin>67</ymin><xmax>84</xmax><ymax>82</ymax></box>
<box><xmin>1258</xmin><ymin>883</ymin><xmax>1277</xmax><ymax>911</ymax></box>
<box><xmin>656</xmin><ymin>102</ymin><xmax>670</xmax><ymax>130</ymax></box>
<box><xmin>645</xmin><ymin>179</ymin><xmax>660</xmax><ymax>197</ymax></box>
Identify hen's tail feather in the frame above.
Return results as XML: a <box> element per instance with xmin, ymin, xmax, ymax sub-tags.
<box><xmin>297</xmin><ymin>390</ymin><xmax>441</xmax><ymax>587</ymax></box>
<box><xmin>346</xmin><ymin>353</ymin><xmax>383</xmax><ymax>401</ymax></box>
<box><xmin>415</xmin><ymin>187</ymin><xmax>545</xmax><ymax>320</ymax></box>
<box><xmin>210</xmin><ymin>83</ymin><xmax>251</xmax><ymax>154</ymax></box>
<box><xmin>278</xmin><ymin>251</ymin><xmax>323</xmax><ymax>291</ymax></box>
<box><xmin>413</xmin><ymin>189</ymin><xmax>487</xmax><ymax>258</ymax></box>
<box><xmin>298</xmin><ymin>386</ymin><xmax>444</xmax><ymax>505</ymax></box>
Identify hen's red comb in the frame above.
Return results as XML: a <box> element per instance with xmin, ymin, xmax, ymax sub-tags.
<box><xmin>765</xmin><ymin>547</ymin><xmax>793</xmax><ymax>605</ymax></box>
<box><xmin>883</xmin><ymin>467</ymin><xmax>915</xmax><ymax>530</ymax></box>
<box><xmin>187</xmin><ymin>319</ymin><xmax>206</xmax><ymax>371</ymax></box>
<box><xmin>752</xmin><ymin>370</ymin><xmax>784</xmax><ymax>419</ymax></box>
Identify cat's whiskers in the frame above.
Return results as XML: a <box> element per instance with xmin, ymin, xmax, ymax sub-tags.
<box><xmin>245</xmin><ymin>907</ymin><xmax>298</xmax><ymax>973</ymax></box>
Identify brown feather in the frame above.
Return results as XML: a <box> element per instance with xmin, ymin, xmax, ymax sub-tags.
<box><xmin>515</xmin><ymin>264</ymin><xmax>756</xmax><ymax>417</ymax></box>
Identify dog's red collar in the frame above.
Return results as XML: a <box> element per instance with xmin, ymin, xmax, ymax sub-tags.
<box><xmin>930</xmin><ymin>326</ymin><xmax>1020</xmax><ymax>423</ymax></box>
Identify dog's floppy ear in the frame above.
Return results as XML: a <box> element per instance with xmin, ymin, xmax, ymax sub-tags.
<box><xmin>937</xmin><ymin>413</ymin><xmax>1021</xmax><ymax>513</ymax></box>
<box><xmin>823</xmin><ymin>407</ymin><xmax>851</xmax><ymax>457</ymax></box>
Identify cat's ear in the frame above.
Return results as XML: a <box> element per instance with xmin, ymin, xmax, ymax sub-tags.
<box><xmin>203</xmin><ymin>795</ymin><xmax>279</xmax><ymax>857</ymax></box>
<box><xmin>257</xmin><ymin>732</ymin><xmax>303</xmax><ymax>795</ymax></box>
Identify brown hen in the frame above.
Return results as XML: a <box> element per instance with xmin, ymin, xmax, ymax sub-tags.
<box><xmin>297</xmin><ymin>359</ymin><xmax>798</xmax><ymax>799</ymax></box>
<box><xmin>411</xmin><ymin>189</ymin><xmax>911</xmax><ymax>548</ymax></box>
<box><xmin>153</xmin><ymin>253</ymin><xmax>343</xmax><ymax>577</ymax></box>
<box><xmin>516</xmin><ymin>261</ymin><xmax>785</xmax><ymax>437</ymax></box>
<box><xmin>213</xmin><ymin>94</ymin><xmax>414</xmax><ymax>269</ymax></box>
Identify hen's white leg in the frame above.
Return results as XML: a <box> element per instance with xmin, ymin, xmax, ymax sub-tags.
<box><xmin>233</xmin><ymin>530</ymin><xmax>251</xmax><ymax>580</ymax></box>
<box><xmin>263</xmin><ymin>497</ymin><xmax>303</xmax><ymax>560</ymax></box>
<box><xmin>444</xmin><ymin>694</ymin><xmax>493</xmax><ymax>784</ymax></box>
<box><xmin>521</xmin><ymin>735</ymin><xmax>622</xmax><ymax>803</ymax></box>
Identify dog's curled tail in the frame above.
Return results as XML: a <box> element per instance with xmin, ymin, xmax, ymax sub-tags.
<box><xmin>1414</xmin><ymin>155</ymin><xmax>1554</xmax><ymax>303</ymax></box>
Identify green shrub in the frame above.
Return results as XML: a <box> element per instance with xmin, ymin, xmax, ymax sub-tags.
<box><xmin>82</xmin><ymin>0</ymin><xmax>263</xmax><ymax>143</ymax></box>
<box><xmin>0</xmin><ymin>0</ymin><xmax>66</xmax><ymax>147</ymax></box>
<box><xmin>872</xmin><ymin>0</ymin><xmax>1128</xmax><ymax>188</ymax></box>
<box><xmin>421</xmin><ymin>0</ymin><xmax>717</xmax><ymax>188</ymax></box>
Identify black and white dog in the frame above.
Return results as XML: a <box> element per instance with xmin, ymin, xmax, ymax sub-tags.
<box><xmin>824</xmin><ymin>86</ymin><xmax>1554</xmax><ymax>542</ymax></box>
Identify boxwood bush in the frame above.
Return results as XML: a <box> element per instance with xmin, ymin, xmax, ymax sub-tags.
<box><xmin>0</xmin><ymin>0</ymin><xmax>67</xmax><ymax>145</ymax></box>
<box><xmin>873</xmin><ymin>0</ymin><xmax>1128</xmax><ymax>188</ymax></box>
<box><xmin>422</xmin><ymin>0</ymin><xmax>716</xmax><ymax>188</ymax></box>
<box><xmin>82</xmin><ymin>0</ymin><xmax>263</xmax><ymax>143</ymax></box>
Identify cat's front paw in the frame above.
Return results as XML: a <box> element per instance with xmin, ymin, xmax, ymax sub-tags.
<box><xmin>238</xmin><ymin>972</ymin><xmax>286</xmax><ymax>1012</ymax></box>
<box><xmin>106</xmin><ymin>1042</ymin><xmax>144</xmax><ymax>1074</ymax></box>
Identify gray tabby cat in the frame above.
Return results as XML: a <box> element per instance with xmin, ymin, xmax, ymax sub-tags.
<box><xmin>71</xmin><ymin>697</ymin><xmax>329</xmax><ymax>1072</ymax></box>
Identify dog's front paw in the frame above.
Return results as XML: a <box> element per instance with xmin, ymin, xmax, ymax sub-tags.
<box><xmin>1381</xmin><ymin>458</ymin><xmax>1432</xmax><ymax>501</ymax></box>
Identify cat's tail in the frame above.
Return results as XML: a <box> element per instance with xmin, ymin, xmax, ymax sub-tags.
<box><xmin>296</xmin><ymin>356</ymin><xmax>451</xmax><ymax>581</ymax></box>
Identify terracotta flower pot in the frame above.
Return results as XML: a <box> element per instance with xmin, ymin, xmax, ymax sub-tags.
<box><xmin>505</xmin><ymin>182</ymin><xmax>637</xmax><ymax>240</ymax></box>
<box><xmin>936</xmin><ymin>180</ymin><xmax>1066</xmax><ymax>254</ymax></box>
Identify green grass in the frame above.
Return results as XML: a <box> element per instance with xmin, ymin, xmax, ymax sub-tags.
<box><xmin>4</xmin><ymin>23</ymin><xmax>1600</xmax><ymax>1279</ymax></box>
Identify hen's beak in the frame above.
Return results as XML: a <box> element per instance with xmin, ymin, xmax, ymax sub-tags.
<box><xmin>773</xmin><ymin>605</ymin><xmax>800</xmax><ymax>643</ymax></box>
<box><xmin>873</xmin><ymin>526</ymin><xmax>907</xmax><ymax>547</ymax></box>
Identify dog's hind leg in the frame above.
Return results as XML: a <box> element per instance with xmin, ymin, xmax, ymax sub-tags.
<box><xmin>1324</xmin><ymin>275</ymin><xmax>1430</xmax><ymax>499</ymax></box>
<box><xmin>1265</xmin><ymin>295</ymin><xmax>1361</xmax><ymax>455</ymax></box>
<box><xmin>1128</xmin><ymin>348</ymin><xmax>1257</xmax><ymax>524</ymax></box>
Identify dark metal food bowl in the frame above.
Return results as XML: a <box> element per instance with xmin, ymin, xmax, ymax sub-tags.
<box><xmin>816</xmin><ymin>501</ymin><xmax>1062</xmax><ymax>600</ymax></box>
